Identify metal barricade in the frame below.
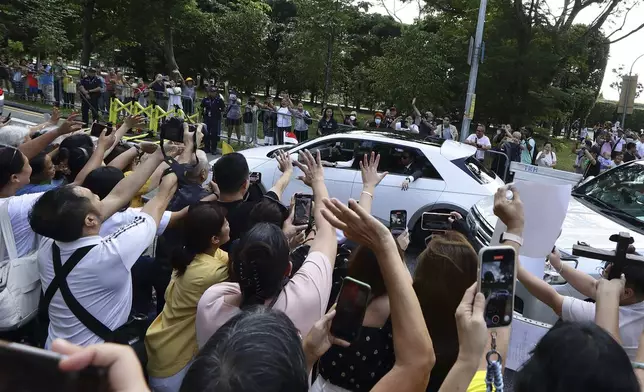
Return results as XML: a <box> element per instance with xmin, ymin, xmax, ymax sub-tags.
<box><xmin>480</xmin><ymin>149</ymin><xmax>512</xmax><ymax>183</ymax></box>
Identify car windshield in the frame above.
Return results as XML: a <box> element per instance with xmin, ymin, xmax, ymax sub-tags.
<box><xmin>573</xmin><ymin>161</ymin><xmax>644</xmax><ymax>228</ymax></box>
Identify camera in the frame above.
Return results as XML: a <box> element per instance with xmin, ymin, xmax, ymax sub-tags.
<box><xmin>160</xmin><ymin>117</ymin><xmax>197</xmax><ymax>143</ymax></box>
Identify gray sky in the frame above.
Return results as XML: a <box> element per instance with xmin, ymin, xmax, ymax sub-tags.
<box><xmin>373</xmin><ymin>0</ymin><xmax>644</xmax><ymax>103</ymax></box>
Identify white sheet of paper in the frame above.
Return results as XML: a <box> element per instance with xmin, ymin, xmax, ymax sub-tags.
<box><xmin>491</xmin><ymin>181</ymin><xmax>571</xmax><ymax>278</ymax></box>
<box><xmin>506</xmin><ymin>314</ymin><xmax>552</xmax><ymax>371</ymax></box>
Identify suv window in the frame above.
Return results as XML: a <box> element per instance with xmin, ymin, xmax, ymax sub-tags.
<box><xmin>369</xmin><ymin>142</ymin><xmax>442</xmax><ymax>180</ymax></box>
<box><xmin>298</xmin><ymin>138</ymin><xmax>373</xmax><ymax>169</ymax></box>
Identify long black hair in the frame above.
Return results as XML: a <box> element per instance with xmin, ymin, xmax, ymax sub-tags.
<box><xmin>230</xmin><ymin>223</ymin><xmax>290</xmax><ymax>308</ymax></box>
<box><xmin>514</xmin><ymin>322</ymin><xmax>639</xmax><ymax>392</ymax></box>
<box><xmin>0</xmin><ymin>146</ymin><xmax>25</xmax><ymax>189</ymax></box>
<box><xmin>172</xmin><ymin>203</ymin><xmax>227</xmax><ymax>276</ymax></box>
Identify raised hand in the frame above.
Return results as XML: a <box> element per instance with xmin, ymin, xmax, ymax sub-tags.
<box><xmin>276</xmin><ymin>149</ymin><xmax>293</xmax><ymax>174</ymax></box>
<box><xmin>455</xmin><ymin>283</ymin><xmax>488</xmax><ymax>362</ymax></box>
<box><xmin>493</xmin><ymin>184</ymin><xmax>524</xmax><ymax>233</ymax></box>
<box><xmin>97</xmin><ymin>129</ymin><xmax>116</xmax><ymax>151</ymax></box>
<box><xmin>293</xmin><ymin>149</ymin><xmax>324</xmax><ymax>187</ymax></box>
<box><xmin>123</xmin><ymin>115</ymin><xmax>146</xmax><ymax>129</ymax></box>
<box><xmin>321</xmin><ymin>198</ymin><xmax>390</xmax><ymax>251</ymax></box>
<box><xmin>49</xmin><ymin>106</ymin><xmax>61</xmax><ymax>125</ymax></box>
<box><xmin>596</xmin><ymin>274</ymin><xmax>626</xmax><ymax>299</ymax></box>
<box><xmin>396</xmin><ymin>229</ymin><xmax>410</xmax><ymax>251</ymax></box>
<box><xmin>57</xmin><ymin>113</ymin><xmax>84</xmax><ymax>135</ymax></box>
<box><xmin>303</xmin><ymin>309</ymin><xmax>350</xmax><ymax>364</ymax></box>
<box><xmin>360</xmin><ymin>151</ymin><xmax>387</xmax><ymax>189</ymax></box>
<box><xmin>138</xmin><ymin>141</ymin><xmax>158</xmax><ymax>155</ymax></box>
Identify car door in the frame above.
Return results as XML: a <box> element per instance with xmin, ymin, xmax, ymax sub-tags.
<box><xmin>272</xmin><ymin>137</ymin><xmax>360</xmax><ymax>204</ymax></box>
<box><xmin>351</xmin><ymin>142</ymin><xmax>446</xmax><ymax>229</ymax></box>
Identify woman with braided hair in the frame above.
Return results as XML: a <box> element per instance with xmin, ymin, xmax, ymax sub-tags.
<box><xmin>196</xmin><ymin>149</ymin><xmax>339</xmax><ymax>348</ymax></box>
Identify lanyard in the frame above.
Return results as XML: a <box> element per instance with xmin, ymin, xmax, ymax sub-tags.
<box><xmin>485</xmin><ymin>331</ymin><xmax>504</xmax><ymax>392</ymax></box>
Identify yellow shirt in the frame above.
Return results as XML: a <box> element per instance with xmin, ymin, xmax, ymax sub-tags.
<box><xmin>467</xmin><ymin>370</ymin><xmax>487</xmax><ymax>392</ymax></box>
<box><xmin>145</xmin><ymin>249</ymin><xmax>229</xmax><ymax>378</ymax></box>
<box><xmin>124</xmin><ymin>170</ymin><xmax>151</xmax><ymax>208</ymax></box>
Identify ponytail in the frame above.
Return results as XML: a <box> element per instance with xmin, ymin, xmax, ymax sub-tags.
<box><xmin>172</xmin><ymin>203</ymin><xmax>227</xmax><ymax>276</ymax></box>
<box><xmin>172</xmin><ymin>246</ymin><xmax>199</xmax><ymax>277</ymax></box>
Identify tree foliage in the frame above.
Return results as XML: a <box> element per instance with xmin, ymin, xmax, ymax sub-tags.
<box><xmin>1</xmin><ymin>0</ymin><xmax>638</xmax><ymax>128</ymax></box>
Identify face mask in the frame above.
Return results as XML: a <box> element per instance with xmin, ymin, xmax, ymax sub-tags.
<box><xmin>350</xmin><ymin>115</ymin><xmax>356</xmax><ymax>121</ymax></box>
<box><xmin>443</xmin><ymin>122</ymin><xmax>449</xmax><ymax>126</ymax></box>
<box><xmin>375</xmin><ymin>119</ymin><xmax>382</xmax><ymax>125</ymax></box>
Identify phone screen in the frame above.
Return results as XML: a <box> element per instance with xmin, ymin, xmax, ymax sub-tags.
<box><xmin>330</xmin><ymin>277</ymin><xmax>371</xmax><ymax>343</ymax></box>
<box><xmin>389</xmin><ymin>210</ymin><xmax>407</xmax><ymax>235</ymax></box>
<box><xmin>90</xmin><ymin>122</ymin><xmax>112</xmax><ymax>138</ymax></box>
<box><xmin>421</xmin><ymin>212</ymin><xmax>451</xmax><ymax>231</ymax></box>
<box><xmin>293</xmin><ymin>194</ymin><xmax>313</xmax><ymax>226</ymax></box>
<box><xmin>478</xmin><ymin>246</ymin><xmax>516</xmax><ymax>327</ymax></box>
<box><xmin>0</xmin><ymin>341</ymin><xmax>109</xmax><ymax>392</ymax></box>
<box><xmin>249</xmin><ymin>172</ymin><xmax>261</xmax><ymax>184</ymax></box>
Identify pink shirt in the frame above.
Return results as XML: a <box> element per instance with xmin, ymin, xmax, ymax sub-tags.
<box><xmin>196</xmin><ymin>251</ymin><xmax>332</xmax><ymax>348</ymax></box>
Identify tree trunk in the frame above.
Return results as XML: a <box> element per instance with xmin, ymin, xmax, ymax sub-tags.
<box><xmin>163</xmin><ymin>18</ymin><xmax>179</xmax><ymax>74</ymax></box>
<box><xmin>80</xmin><ymin>0</ymin><xmax>96</xmax><ymax>66</ymax></box>
<box><xmin>265</xmin><ymin>84</ymin><xmax>270</xmax><ymax>98</ymax></box>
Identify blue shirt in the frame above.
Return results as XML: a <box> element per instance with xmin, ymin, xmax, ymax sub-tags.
<box><xmin>15</xmin><ymin>183</ymin><xmax>57</xmax><ymax>196</ymax></box>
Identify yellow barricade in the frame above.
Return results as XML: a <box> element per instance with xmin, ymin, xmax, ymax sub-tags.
<box><xmin>109</xmin><ymin>98</ymin><xmax>201</xmax><ymax>135</ymax></box>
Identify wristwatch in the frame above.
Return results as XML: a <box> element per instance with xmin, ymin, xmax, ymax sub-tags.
<box><xmin>500</xmin><ymin>232</ymin><xmax>523</xmax><ymax>246</ymax></box>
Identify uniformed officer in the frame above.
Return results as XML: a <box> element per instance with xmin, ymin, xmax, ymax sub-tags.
<box><xmin>201</xmin><ymin>86</ymin><xmax>225</xmax><ymax>153</ymax></box>
<box><xmin>79</xmin><ymin>67</ymin><xmax>103</xmax><ymax>126</ymax></box>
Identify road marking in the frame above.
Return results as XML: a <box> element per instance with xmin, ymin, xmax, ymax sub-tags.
<box><xmin>5</xmin><ymin>105</ymin><xmax>45</xmax><ymax>119</ymax></box>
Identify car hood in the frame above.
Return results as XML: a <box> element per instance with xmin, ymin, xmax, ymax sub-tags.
<box><xmin>473</xmin><ymin>195</ymin><xmax>644</xmax><ymax>252</ymax></box>
<box><xmin>440</xmin><ymin>140</ymin><xmax>478</xmax><ymax>161</ymax></box>
<box><xmin>209</xmin><ymin>145</ymin><xmax>285</xmax><ymax>170</ymax></box>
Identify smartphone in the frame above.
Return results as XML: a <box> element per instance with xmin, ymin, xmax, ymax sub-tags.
<box><xmin>249</xmin><ymin>172</ymin><xmax>261</xmax><ymax>184</ymax></box>
<box><xmin>0</xmin><ymin>340</ymin><xmax>109</xmax><ymax>392</ymax></box>
<box><xmin>389</xmin><ymin>210</ymin><xmax>407</xmax><ymax>236</ymax></box>
<box><xmin>90</xmin><ymin>122</ymin><xmax>113</xmax><ymax>137</ymax></box>
<box><xmin>421</xmin><ymin>212</ymin><xmax>451</xmax><ymax>231</ymax></box>
<box><xmin>330</xmin><ymin>277</ymin><xmax>371</xmax><ymax>343</ymax></box>
<box><xmin>477</xmin><ymin>246</ymin><xmax>516</xmax><ymax>327</ymax></box>
<box><xmin>293</xmin><ymin>193</ymin><xmax>313</xmax><ymax>226</ymax></box>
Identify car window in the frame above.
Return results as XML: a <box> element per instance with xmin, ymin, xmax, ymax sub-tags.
<box><xmin>369</xmin><ymin>142</ymin><xmax>441</xmax><ymax>180</ymax></box>
<box><xmin>295</xmin><ymin>138</ymin><xmax>373</xmax><ymax>169</ymax></box>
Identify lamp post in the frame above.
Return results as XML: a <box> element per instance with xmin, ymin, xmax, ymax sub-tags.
<box><xmin>459</xmin><ymin>0</ymin><xmax>489</xmax><ymax>142</ymax></box>
<box><xmin>621</xmin><ymin>53</ymin><xmax>644</xmax><ymax>129</ymax></box>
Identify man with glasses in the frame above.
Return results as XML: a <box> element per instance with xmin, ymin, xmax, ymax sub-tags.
<box><xmin>398</xmin><ymin>150</ymin><xmax>424</xmax><ymax>191</ymax></box>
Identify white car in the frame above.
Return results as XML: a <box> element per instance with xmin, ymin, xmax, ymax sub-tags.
<box><xmin>212</xmin><ymin>130</ymin><xmax>504</xmax><ymax>243</ymax></box>
<box><xmin>469</xmin><ymin>160</ymin><xmax>644</xmax><ymax>324</ymax></box>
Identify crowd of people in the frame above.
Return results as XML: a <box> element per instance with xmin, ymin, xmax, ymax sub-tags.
<box><xmin>0</xmin><ymin>106</ymin><xmax>643</xmax><ymax>392</ymax></box>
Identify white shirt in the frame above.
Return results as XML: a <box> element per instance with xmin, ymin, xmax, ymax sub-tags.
<box><xmin>614</xmin><ymin>136</ymin><xmax>625</xmax><ymax>152</ymax></box>
<box><xmin>276</xmin><ymin>107</ymin><xmax>292</xmax><ymax>128</ymax></box>
<box><xmin>536</xmin><ymin>151</ymin><xmax>557</xmax><ymax>167</ymax></box>
<box><xmin>39</xmin><ymin>211</ymin><xmax>157</xmax><ymax>348</ymax></box>
<box><xmin>562</xmin><ymin>296</ymin><xmax>644</xmax><ymax>360</ymax></box>
<box><xmin>636</xmin><ymin>141</ymin><xmax>644</xmax><ymax>159</ymax></box>
<box><xmin>466</xmin><ymin>134</ymin><xmax>491</xmax><ymax>160</ymax></box>
<box><xmin>1</xmin><ymin>193</ymin><xmax>44</xmax><ymax>260</ymax></box>
<box><xmin>166</xmin><ymin>88</ymin><xmax>183</xmax><ymax>110</ymax></box>
<box><xmin>100</xmin><ymin>208</ymin><xmax>171</xmax><ymax>237</ymax></box>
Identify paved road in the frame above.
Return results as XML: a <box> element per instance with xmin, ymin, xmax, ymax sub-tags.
<box><xmin>3</xmin><ymin>103</ymin><xmax>47</xmax><ymax>125</ymax></box>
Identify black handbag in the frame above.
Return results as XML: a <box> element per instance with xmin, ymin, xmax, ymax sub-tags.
<box><xmin>40</xmin><ymin>244</ymin><xmax>148</xmax><ymax>365</ymax></box>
